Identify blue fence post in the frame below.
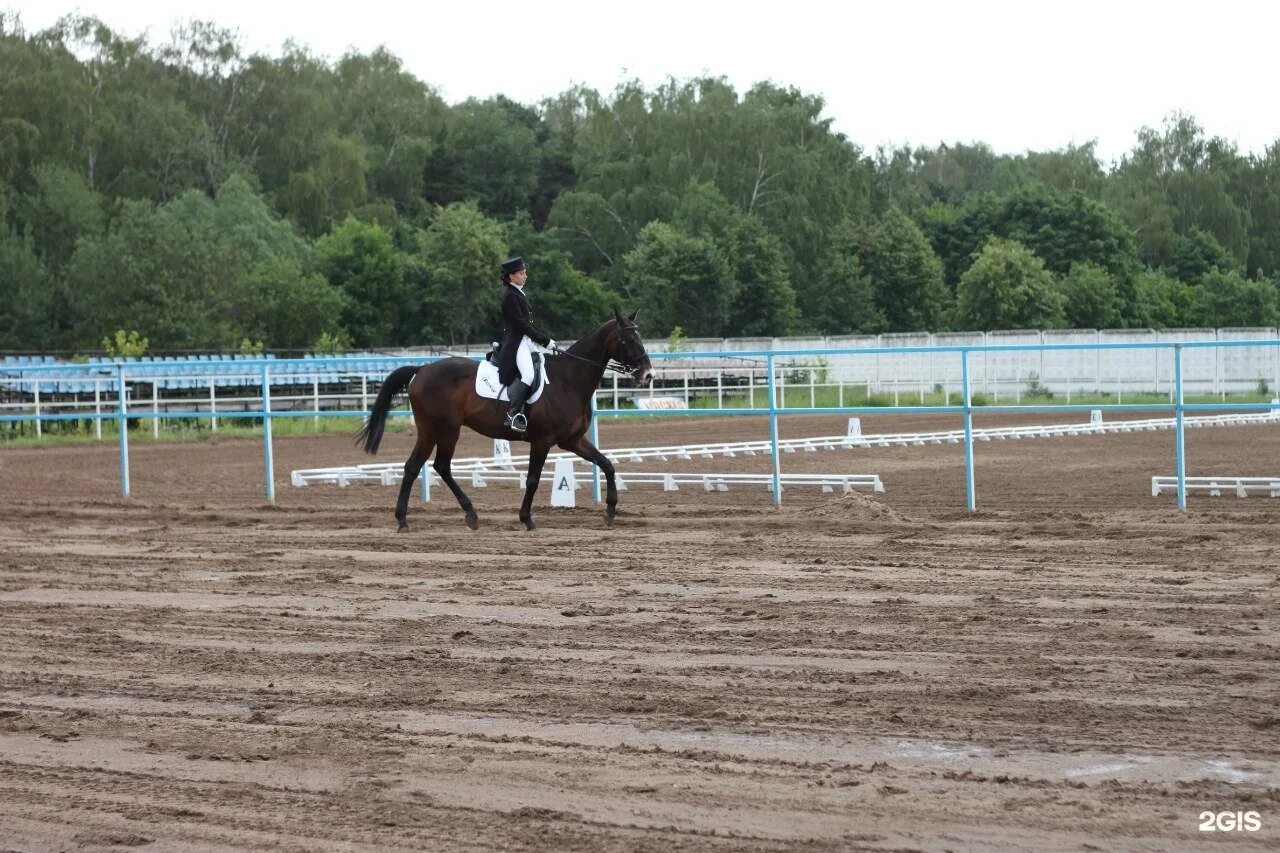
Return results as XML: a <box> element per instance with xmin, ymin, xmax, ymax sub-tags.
<box><xmin>767</xmin><ymin>354</ymin><xmax>781</xmax><ymax>505</ymax></box>
<box><xmin>116</xmin><ymin>363</ymin><xmax>130</xmax><ymax>497</ymax></box>
<box><xmin>262</xmin><ymin>362</ymin><xmax>275</xmax><ymax>503</ymax></box>
<box><xmin>962</xmin><ymin>349</ymin><xmax>976</xmax><ymax>511</ymax></box>
<box><xmin>1174</xmin><ymin>344</ymin><xmax>1186</xmax><ymax>511</ymax></box>
<box><xmin>590</xmin><ymin>393</ymin><xmax>601</xmax><ymax>504</ymax></box>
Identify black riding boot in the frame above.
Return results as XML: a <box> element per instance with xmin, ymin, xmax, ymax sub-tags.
<box><xmin>504</xmin><ymin>380</ymin><xmax>531</xmax><ymax>432</ymax></box>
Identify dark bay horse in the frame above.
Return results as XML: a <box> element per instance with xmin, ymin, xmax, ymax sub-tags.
<box><xmin>356</xmin><ymin>310</ymin><xmax>653</xmax><ymax>531</ymax></box>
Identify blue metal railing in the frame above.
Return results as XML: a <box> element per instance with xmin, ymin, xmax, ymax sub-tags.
<box><xmin>3</xmin><ymin>343</ymin><xmax>1279</xmax><ymax>510</ymax></box>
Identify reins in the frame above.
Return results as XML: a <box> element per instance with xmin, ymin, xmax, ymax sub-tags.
<box><xmin>549</xmin><ymin>346</ymin><xmax>634</xmax><ymax>377</ymax></box>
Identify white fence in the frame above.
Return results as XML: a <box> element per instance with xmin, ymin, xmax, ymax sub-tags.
<box><xmin>448</xmin><ymin>328</ymin><xmax>1280</xmax><ymax>407</ymax></box>
<box><xmin>6</xmin><ymin>329</ymin><xmax>1280</xmax><ymax>430</ymax></box>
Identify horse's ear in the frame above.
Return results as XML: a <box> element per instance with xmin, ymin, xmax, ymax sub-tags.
<box><xmin>614</xmin><ymin>308</ymin><xmax>624</xmax><ymax>325</ymax></box>
<box><xmin>627</xmin><ymin>309</ymin><xmax>639</xmax><ymax>323</ymax></box>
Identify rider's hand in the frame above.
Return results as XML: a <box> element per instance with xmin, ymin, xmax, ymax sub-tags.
<box><xmin>547</xmin><ymin>339</ymin><xmax>558</xmax><ymax>351</ymax></box>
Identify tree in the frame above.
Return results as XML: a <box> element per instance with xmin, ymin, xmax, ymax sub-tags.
<box><xmin>0</xmin><ymin>229</ymin><xmax>51</xmax><ymax>349</ymax></box>
<box><xmin>1169</xmin><ymin>228</ymin><xmax>1239</xmax><ymax>283</ymax></box>
<box><xmin>1060</xmin><ymin>262</ymin><xmax>1122</xmax><ymax>329</ymax></box>
<box><xmin>278</xmin><ymin>134</ymin><xmax>369</xmax><ymax>236</ymax></box>
<box><xmin>331</xmin><ymin>47</ymin><xmax>444</xmax><ymax>219</ymax></box>
<box><xmin>241</xmin><ymin>257</ymin><xmax>344</xmax><ymax>349</ymax></box>
<box><xmin>923</xmin><ymin>186</ymin><xmax>1137</xmax><ymax>293</ymax></box>
<box><xmin>1107</xmin><ymin>113</ymin><xmax>1250</xmax><ymax>269</ymax></box>
<box><xmin>1130</xmin><ymin>268</ymin><xmax>1198</xmax><ymax>328</ymax></box>
<box><xmin>671</xmin><ymin>183</ymin><xmax>799</xmax><ymax>336</ymax></box>
<box><xmin>314</xmin><ymin>217</ymin><xmax>404</xmax><ymax>347</ymax></box>
<box><xmin>422</xmin><ymin>97</ymin><xmax>539</xmax><ymax>219</ymax></box>
<box><xmin>16</xmin><ymin>164</ymin><xmax>107</xmax><ymax>273</ymax></box>
<box><xmin>65</xmin><ymin>195</ymin><xmax>244</xmax><ymax>349</ymax></box>
<box><xmin>1194</xmin><ymin>270</ymin><xmax>1279</xmax><ymax>328</ymax></box>
<box><xmin>807</xmin><ymin>218</ymin><xmax>883</xmax><ymax>334</ymax></box>
<box><xmin>954</xmin><ymin>238</ymin><xmax>1065</xmax><ymax>331</ymax></box>
<box><xmin>863</xmin><ymin>208</ymin><xmax>951</xmax><ymax>332</ymax></box>
<box><xmin>1021</xmin><ymin>142</ymin><xmax>1106</xmax><ymax>198</ymax></box>
<box><xmin>411</xmin><ymin>202</ymin><xmax>507</xmax><ymax>344</ymax></box>
<box><xmin>622</xmin><ymin>222</ymin><xmax>732</xmax><ymax>337</ymax></box>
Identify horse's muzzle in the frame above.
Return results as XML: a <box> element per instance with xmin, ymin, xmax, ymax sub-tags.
<box><xmin>637</xmin><ymin>364</ymin><xmax>654</xmax><ymax>386</ymax></box>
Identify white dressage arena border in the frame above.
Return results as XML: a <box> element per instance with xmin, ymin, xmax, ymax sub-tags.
<box><xmin>1151</xmin><ymin>476</ymin><xmax>1280</xmax><ymax>498</ymax></box>
<box><xmin>291</xmin><ymin>409</ymin><xmax>1278</xmax><ymax>489</ymax></box>
<box><xmin>293</xmin><ymin>465</ymin><xmax>883</xmax><ymax>496</ymax></box>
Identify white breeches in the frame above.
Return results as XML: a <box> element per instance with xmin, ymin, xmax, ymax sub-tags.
<box><xmin>515</xmin><ymin>338</ymin><xmax>537</xmax><ymax>384</ymax></box>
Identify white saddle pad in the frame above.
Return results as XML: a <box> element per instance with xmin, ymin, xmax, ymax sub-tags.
<box><xmin>475</xmin><ymin>357</ymin><xmax>549</xmax><ymax>404</ymax></box>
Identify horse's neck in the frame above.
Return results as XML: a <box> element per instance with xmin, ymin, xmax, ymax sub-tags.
<box><xmin>558</xmin><ymin>327</ymin><xmax>611</xmax><ymax>401</ymax></box>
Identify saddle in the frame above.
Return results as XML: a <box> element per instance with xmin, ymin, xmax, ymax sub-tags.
<box><xmin>475</xmin><ymin>350</ymin><xmax>548</xmax><ymax>403</ymax></box>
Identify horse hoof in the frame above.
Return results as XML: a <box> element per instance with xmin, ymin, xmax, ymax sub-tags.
<box><xmin>604</xmin><ymin>509</ymin><xmax>616</xmax><ymax>526</ymax></box>
<box><xmin>524</xmin><ymin>518</ymin><xmax>537</xmax><ymax>532</ymax></box>
<box><xmin>397</xmin><ymin>521</ymin><xmax>408</xmax><ymax>533</ymax></box>
<box><xmin>464</xmin><ymin>511</ymin><xmax>478</xmax><ymax>531</ymax></box>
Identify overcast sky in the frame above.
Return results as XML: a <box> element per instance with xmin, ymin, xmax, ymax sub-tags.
<box><xmin>6</xmin><ymin>0</ymin><xmax>1278</xmax><ymax>164</ymax></box>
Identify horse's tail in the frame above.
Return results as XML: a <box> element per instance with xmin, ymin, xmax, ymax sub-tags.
<box><xmin>356</xmin><ymin>365</ymin><xmax>420</xmax><ymax>455</ymax></box>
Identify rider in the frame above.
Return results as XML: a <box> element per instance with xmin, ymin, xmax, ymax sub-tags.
<box><xmin>498</xmin><ymin>256</ymin><xmax>557</xmax><ymax>432</ymax></box>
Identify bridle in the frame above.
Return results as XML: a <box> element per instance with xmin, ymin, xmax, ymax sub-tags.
<box><xmin>549</xmin><ymin>322</ymin><xmax>648</xmax><ymax>378</ymax></box>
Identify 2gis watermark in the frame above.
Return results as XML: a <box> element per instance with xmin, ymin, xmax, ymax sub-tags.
<box><xmin>1198</xmin><ymin>811</ymin><xmax>1263</xmax><ymax>832</ymax></box>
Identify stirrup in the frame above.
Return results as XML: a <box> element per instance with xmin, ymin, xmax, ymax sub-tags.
<box><xmin>506</xmin><ymin>411</ymin><xmax>528</xmax><ymax>432</ymax></box>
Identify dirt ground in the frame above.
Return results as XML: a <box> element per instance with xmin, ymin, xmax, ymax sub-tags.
<box><xmin>1</xmin><ymin>411</ymin><xmax>1278</xmax><ymax>852</ymax></box>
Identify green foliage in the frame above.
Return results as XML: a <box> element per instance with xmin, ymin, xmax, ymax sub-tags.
<box><xmin>409</xmin><ymin>202</ymin><xmax>507</xmax><ymax>344</ymax></box>
<box><xmin>423</xmin><ymin>97</ymin><xmax>540</xmax><ymax>218</ymax></box>
<box><xmin>672</xmin><ymin>183</ymin><xmax>799</xmax><ymax>336</ymax></box>
<box><xmin>1194</xmin><ymin>270</ymin><xmax>1280</xmax><ymax>327</ymax></box>
<box><xmin>808</xmin><ymin>218</ymin><xmax>883</xmax><ymax>334</ymax></box>
<box><xmin>1060</xmin><ymin>262</ymin><xmax>1122</xmax><ymax>329</ymax></box>
<box><xmin>1169</xmin><ymin>228</ymin><xmax>1239</xmax><ymax>283</ymax></box>
<box><xmin>314</xmin><ymin>216</ymin><xmax>404</xmax><ymax>347</ymax></box>
<box><xmin>102</xmin><ymin>329</ymin><xmax>148</xmax><ymax>357</ymax></box>
<box><xmin>1129</xmin><ymin>269</ymin><xmax>1198</xmax><ymax>328</ymax></box>
<box><xmin>0</xmin><ymin>229</ymin><xmax>51</xmax><ymax>349</ymax></box>
<box><xmin>3</xmin><ymin>18</ymin><xmax>1280</xmax><ymax>353</ymax></box>
<box><xmin>19</xmin><ymin>164</ymin><xmax>107</xmax><ymax>273</ymax></box>
<box><xmin>924</xmin><ymin>185</ymin><xmax>1136</xmax><ymax>291</ymax></box>
<box><xmin>238</xmin><ymin>337</ymin><xmax>264</xmax><ymax>355</ymax></box>
<box><xmin>667</xmin><ymin>326</ymin><xmax>688</xmax><ymax>353</ymax></box>
<box><xmin>954</xmin><ymin>238</ymin><xmax>1065</xmax><ymax>330</ymax></box>
<box><xmin>311</xmin><ymin>328</ymin><xmax>353</xmax><ymax>354</ymax></box>
<box><xmin>1023</xmin><ymin>372</ymin><xmax>1054</xmax><ymax>399</ymax></box>
<box><xmin>863</xmin><ymin>208</ymin><xmax>951</xmax><ymax>332</ymax></box>
<box><xmin>623</xmin><ymin>222</ymin><xmax>733</xmax><ymax>337</ymax></box>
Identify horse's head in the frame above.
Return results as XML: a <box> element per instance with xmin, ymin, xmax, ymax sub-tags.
<box><xmin>612</xmin><ymin>309</ymin><xmax>653</xmax><ymax>387</ymax></box>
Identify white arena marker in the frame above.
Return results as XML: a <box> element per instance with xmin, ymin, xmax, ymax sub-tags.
<box><xmin>1090</xmin><ymin>409</ymin><xmax>1103</xmax><ymax>425</ymax></box>
<box><xmin>493</xmin><ymin>439</ymin><xmax>516</xmax><ymax>470</ymax></box>
<box><xmin>847</xmin><ymin>417</ymin><xmax>862</xmax><ymax>439</ymax></box>
<box><xmin>551</xmin><ymin>457</ymin><xmax>576</xmax><ymax>507</ymax></box>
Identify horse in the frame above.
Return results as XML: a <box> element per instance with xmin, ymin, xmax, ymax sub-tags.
<box><xmin>356</xmin><ymin>310</ymin><xmax>653</xmax><ymax>532</ymax></box>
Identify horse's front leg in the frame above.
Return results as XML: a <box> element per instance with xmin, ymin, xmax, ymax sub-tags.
<box><xmin>560</xmin><ymin>436</ymin><xmax>618</xmax><ymax>525</ymax></box>
<box><xmin>519</xmin><ymin>442</ymin><xmax>551</xmax><ymax>531</ymax></box>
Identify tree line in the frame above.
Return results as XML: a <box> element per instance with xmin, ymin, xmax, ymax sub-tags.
<box><xmin>2</xmin><ymin>14</ymin><xmax>1279</xmax><ymax>354</ymax></box>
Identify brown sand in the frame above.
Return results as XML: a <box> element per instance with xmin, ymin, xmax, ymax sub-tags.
<box><xmin>1</xmin><ymin>412</ymin><xmax>1277</xmax><ymax>851</ymax></box>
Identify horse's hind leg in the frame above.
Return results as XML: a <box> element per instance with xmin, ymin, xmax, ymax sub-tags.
<box><xmin>432</xmin><ymin>428</ymin><xmax>478</xmax><ymax>530</ymax></box>
<box><xmin>395</xmin><ymin>436</ymin><xmax>435</xmax><ymax>532</ymax></box>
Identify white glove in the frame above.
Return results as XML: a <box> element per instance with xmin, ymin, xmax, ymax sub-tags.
<box><xmin>546</xmin><ymin>339</ymin><xmax>558</xmax><ymax>351</ymax></box>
